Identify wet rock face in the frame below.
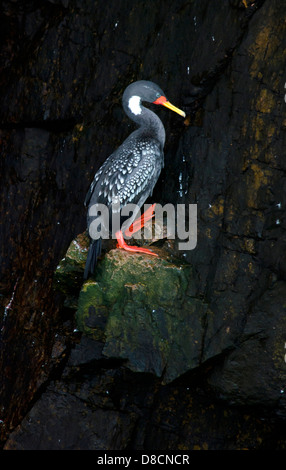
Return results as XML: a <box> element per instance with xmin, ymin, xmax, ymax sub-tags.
<box><xmin>4</xmin><ymin>349</ymin><xmax>286</xmax><ymax>450</ymax></box>
<box><xmin>207</xmin><ymin>281</ymin><xmax>286</xmax><ymax>411</ymax></box>
<box><xmin>1</xmin><ymin>0</ymin><xmax>286</xmax><ymax>449</ymax></box>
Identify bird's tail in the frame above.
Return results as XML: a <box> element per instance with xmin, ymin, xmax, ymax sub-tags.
<box><xmin>84</xmin><ymin>238</ymin><xmax>102</xmax><ymax>279</ymax></box>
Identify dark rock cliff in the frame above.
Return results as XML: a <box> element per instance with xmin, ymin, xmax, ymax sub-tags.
<box><xmin>1</xmin><ymin>0</ymin><xmax>286</xmax><ymax>449</ymax></box>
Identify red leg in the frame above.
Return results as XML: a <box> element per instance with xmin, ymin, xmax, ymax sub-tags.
<box><xmin>115</xmin><ymin>230</ymin><xmax>158</xmax><ymax>257</ymax></box>
<box><xmin>126</xmin><ymin>203</ymin><xmax>156</xmax><ymax>235</ymax></box>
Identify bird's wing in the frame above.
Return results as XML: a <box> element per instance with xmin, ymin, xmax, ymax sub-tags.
<box><xmin>115</xmin><ymin>144</ymin><xmax>162</xmax><ymax>208</ymax></box>
<box><xmin>86</xmin><ymin>139</ymin><xmax>163</xmax><ymax>210</ymax></box>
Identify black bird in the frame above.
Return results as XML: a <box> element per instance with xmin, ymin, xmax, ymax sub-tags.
<box><xmin>84</xmin><ymin>80</ymin><xmax>185</xmax><ymax>278</ymax></box>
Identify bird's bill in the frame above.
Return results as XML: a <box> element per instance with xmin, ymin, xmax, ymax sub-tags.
<box><xmin>162</xmin><ymin>100</ymin><xmax>186</xmax><ymax>118</ymax></box>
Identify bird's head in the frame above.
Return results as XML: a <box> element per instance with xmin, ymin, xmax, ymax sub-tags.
<box><xmin>123</xmin><ymin>80</ymin><xmax>186</xmax><ymax>118</ymax></box>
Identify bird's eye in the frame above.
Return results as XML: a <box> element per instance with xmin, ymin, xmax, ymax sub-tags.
<box><xmin>155</xmin><ymin>92</ymin><xmax>161</xmax><ymax>98</ymax></box>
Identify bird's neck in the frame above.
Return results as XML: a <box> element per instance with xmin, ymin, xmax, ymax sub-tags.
<box><xmin>124</xmin><ymin>101</ymin><xmax>166</xmax><ymax>147</ymax></box>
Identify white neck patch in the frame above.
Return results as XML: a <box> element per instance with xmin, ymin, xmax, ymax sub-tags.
<box><xmin>128</xmin><ymin>95</ymin><xmax>142</xmax><ymax>115</ymax></box>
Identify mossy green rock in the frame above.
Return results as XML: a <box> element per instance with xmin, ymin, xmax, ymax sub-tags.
<box><xmin>76</xmin><ymin>249</ymin><xmax>207</xmax><ymax>383</ymax></box>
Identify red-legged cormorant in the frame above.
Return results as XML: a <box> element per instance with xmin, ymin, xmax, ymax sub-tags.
<box><xmin>84</xmin><ymin>80</ymin><xmax>185</xmax><ymax>278</ymax></box>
